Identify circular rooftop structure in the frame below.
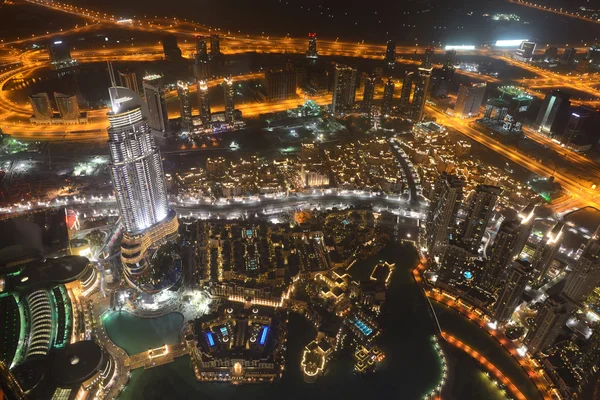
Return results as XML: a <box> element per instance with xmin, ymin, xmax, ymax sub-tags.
<box><xmin>16</xmin><ymin>256</ymin><xmax>90</xmax><ymax>290</ymax></box>
<box><xmin>50</xmin><ymin>341</ymin><xmax>104</xmax><ymax>387</ymax></box>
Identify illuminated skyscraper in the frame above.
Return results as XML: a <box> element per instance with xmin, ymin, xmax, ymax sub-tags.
<box><xmin>54</xmin><ymin>93</ymin><xmax>79</xmax><ymax>120</ymax></box>
<box><xmin>29</xmin><ymin>93</ymin><xmax>53</xmax><ymax>121</ymax></box>
<box><xmin>177</xmin><ymin>81</ymin><xmax>193</xmax><ymax>133</ymax></box>
<box><xmin>198</xmin><ymin>79</ymin><xmax>211</xmax><ymax>125</ymax></box>
<box><xmin>143</xmin><ymin>75</ymin><xmax>169</xmax><ymax>132</ymax></box>
<box><xmin>524</xmin><ymin>294</ymin><xmax>571</xmax><ymax>354</ymax></box>
<box><xmin>563</xmin><ymin>227</ymin><xmax>600</xmax><ymax>303</ymax></box>
<box><xmin>223</xmin><ymin>76</ymin><xmax>235</xmax><ymax>124</ymax></box>
<box><xmin>361</xmin><ymin>75</ymin><xmax>375</xmax><ymax>116</ymax></box>
<box><xmin>451</xmin><ymin>83</ymin><xmax>486</xmax><ymax>118</ymax></box>
<box><xmin>210</xmin><ymin>34</ymin><xmax>221</xmax><ymax>57</ymax></box>
<box><xmin>461</xmin><ymin>185</ymin><xmax>501</xmax><ymax>247</ymax></box>
<box><xmin>493</xmin><ymin>260</ymin><xmax>531</xmax><ymax>323</ymax></box>
<box><xmin>426</xmin><ymin>173</ymin><xmax>464</xmax><ymax>256</ymax></box>
<box><xmin>331</xmin><ymin>64</ymin><xmax>357</xmax><ymax>115</ymax></box>
<box><xmin>384</xmin><ymin>40</ymin><xmax>396</xmax><ymax>66</ymax></box>
<box><xmin>530</xmin><ymin>222</ymin><xmax>564</xmax><ymax>283</ymax></box>
<box><xmin>535</xmin><ymin>90</ymin><xmax>570</xmax><ymax>135</ymax></box>
<box><xmin>118</xmin><ymin>70</ymin><xmax>139</xmax><ymax>93</ymax></box>
<box><xmin>307</xmin><ymin>33</ymin><xmax>318</xmax><ymax>59</ymax></box>
<box><xmin>106</xmin><ymin>66</ymin><xmax>180</xmax><ymax>292</ymax></box>
<box><xmin>381</xmin><ymin>78</ymin><xmax>395</xmax><ymax>116</ymax></box>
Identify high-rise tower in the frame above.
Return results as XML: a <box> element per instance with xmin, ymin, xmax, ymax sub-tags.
<box><xmin>210</xmin><ymin>34</ymin><xmax>221</xmax><ymax>57</ymax></box>
<box><xmin>331</xmin><ymin>64</ymin><xmax>357</xmax><ymax>115</ymax></box>
<box><xmin>198</xmin><ymin>79</ymin><xmax>211</xmax><ymax>125</ymax></box>
<box><xmin>381</xmin><ymin>78</ymin><xmax>395</xmax><ymax>116</ymax></box>
<box><xmin>307</xmin><ymin>33</ymin><xmax>318</xmax><ymax>59</ymax></box>
<box><xmin>361</xmin><ymin>75</ymin><xmax>375</xmax><ymax>116</ymax></box>
<box><xmin>385</xmin><ymin>40</ymin><xmax>396</xmax><ymax>66</ymax></box>
<box><xmin>177</xmin><ymin>81</ymin><xmax>193</xmax><ymax>133</ymax></box>
<box><xmin>106</xmin><ymin>66</ymin><xmax>180</xmax><ymax>292</ymax></box>
<box><xmin>223</xmin><ymin>76</ymin><xmax>235</xmax><ymax>124</ymax></box>
<box><xmin>426</xmin><ymin>173</ymin><xmax>464</xmax><ymax>256</ymax></box>
<box><xmin>535</xmin><ymin>90</ymin><xmax>570</xmax><ymax>135</ymax></box>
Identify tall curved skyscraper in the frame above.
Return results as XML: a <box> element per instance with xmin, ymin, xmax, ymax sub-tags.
<box><xmin>107</xmin><ymin>86</ymin><xmax>168</xmax><ymax>232</ymax></box>
<box><xmin>106</xmin><ymin>82</ymin><xmax>181</xmax><ymax>293</ymax></box>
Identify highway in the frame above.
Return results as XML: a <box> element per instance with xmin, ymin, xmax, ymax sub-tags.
<box><xmin>426</xmin><ymin>104</ymin><xmax>600</xmax><ymax>212</ymax></box>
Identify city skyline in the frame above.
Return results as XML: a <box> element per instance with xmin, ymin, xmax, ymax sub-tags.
<box><xmin>3</xmin><ymin>0</ymin><xmax>600</xmax><ymax>399</ymax></box>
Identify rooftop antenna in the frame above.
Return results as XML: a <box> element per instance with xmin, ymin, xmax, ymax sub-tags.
<box><xmin>107</xmin><ymin>61</ymin><xmax>117</xmax><ymax>87</ymax></box>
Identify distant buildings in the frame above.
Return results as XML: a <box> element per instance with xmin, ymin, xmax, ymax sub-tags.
<box><xmin>422</xmin><ymin>46</ymin><xmax>435</xmax><ymax>69</ymax></box>
<box><xmin>543</xmin><ymin>47</ymin><xmax>558</xmax><ymax>63</ymax></box>
<box><xmin>29</xmin><ymin>93</ymin><xmax>53</xmax><ymax>121</ymax></box>
<box><xmin>48</xmin><ymin>40</ymin><xmax>77</xmax><ymax>70</ymax></box>
<box><xmin>198</xmin><ymin>79</ymin><xmax>211</xmax><ymax>125</ymax></box>
<box><xmin>361</xmin><ymin>75</ymin><xmax>375</xmax><ymax>116</ymax></box>
<box><xmin>29</xmin><ymin>92</ymin><xmax>86</xmax><ymax>124</ymax></box>
<box><xmin>331</xmin><ymin>64</ymin><xmax>357</xmax><ymax>115</ymax></box>
<box><xmin>384</xmin><ymin>40</ymin><xmax>396</xmax><ymax>66</ymax></box>
<box><xmin>54</xmin><ymin>93</ymin><xmax>80</xmax><ymax>121</ymax></box>
<box><xmin>143</xmin><ymin>74</ymin><xmax>170</xmax><ymax>132</ymax></box>
<box><xmin>400</xmin><ymin>61</ymin><xmax>432</xmax><ymax>122</ymax></box>
<box><xmin>210</xmin><ymin>34</ymin><xmax>222</xmax><ymax>57</ymax></box>
<box><xmin>162</xmin><ymin>34</ymin><xmax>182</xmax><ymax>61</ymax></box>
<box><xmin>265</xmin><ymin>69</ymin><xmax>297</xmax><ymax>101</ymax></box>
<box><xmin>306</xmin><ymin>33</ymin><xmax>318</xmax><ymax>59</ymax></box>
<box><xmin>514</xmin><ymin>41</ymin><xmax>536</xmax><ymax>62</ymax></box>
<box><xmin>535</xmin><ymin>90</ymin><xmax>570</xmax><ymax>135</ymax></box>
<box><xmin>449</xmin><ymin>83</ymin><xmax>486</xmax><ymax>118</ymax></box>
<box><xmin>558</xmin><ymin>106</ymin><xmax>600</xmax><ymax>152</ymax></box>
<box><xmin>381</xmin><ymin>78</ymin><xmax>395</xmax><ymax>116</ymax></box>
<box><xmin>177</xmin><ymin>81</ymin><xmax>193</xmax><ymax>132</ymax></box>
<box><xmin>431</xmin><ymin>50</ymin><xmax>456</xmax><ymax>98</ymax></box>
<box><xmin>223</xmin><ymin>76</ymin><xmax>235</xmax><ymax>124</ymax></box>
<box><xmin>196</xmin><ymin>35</ymin><xmax>208</xmax><ymax>57</ymax></box>
<box><xmin>559</xmin><ymin>47</ymin><xmax>577</xmax><ymax>66</ymax></box>
<box><xmin>481</xmin><ymin>86</ymin><xmax>533</xmax><ymax>134</ymax></box>
<box><xmin>194</xmin><ymin>36</ymin><xmax>210</xmax><ymax>80</ymax></box>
